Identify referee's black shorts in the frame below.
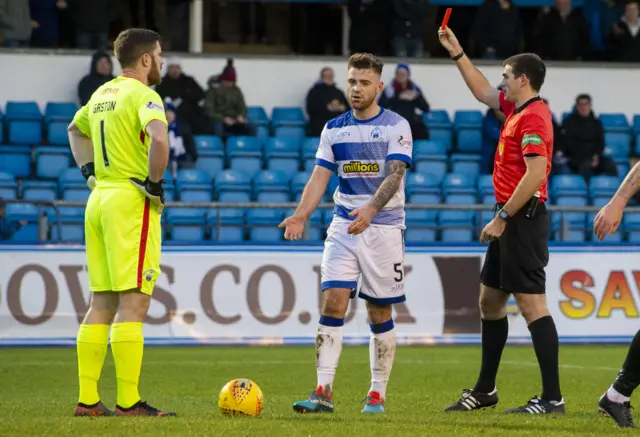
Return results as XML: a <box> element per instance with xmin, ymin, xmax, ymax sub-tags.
<box><xmin>480</xmin><ymin>200</ymin><xmax>550</xmax><ymax>295</ymax></box>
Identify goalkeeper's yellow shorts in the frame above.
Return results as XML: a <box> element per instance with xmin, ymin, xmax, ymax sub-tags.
<box><xmin>84</xmin><ymin>184</ymin><xmax>162</xmax><ymax>295</ymax></box>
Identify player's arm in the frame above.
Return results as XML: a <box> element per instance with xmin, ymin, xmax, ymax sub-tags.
<box><xmin>146</xmin><ymin>120</ymin><xmax>169</xmax><ymax>183</ymax></box>
<box><xmin>500</xmin><ymin>116</ymin><xmax>548</xmax><ymax>217</ymax></box>
<box><xmin>369</xmin><ymin>160</ymin><xmax>408</xmax><ymax>212</ymax></box>
<box><xmin>438</xmin><ymin>27</ymin><xmax>500</xmax><ymax>110</ymax></box>
<box><xmin>68</xmin><ymin>104</ymin><xmax>96</xmax><ymax>189</ymax></box>
<box><xmin>609</xmin><ymin>162</ymin><xmax>640</xmax><ymax>209</ymax></box>
<box><xmin>293</xmin><ymin>165</ymin><xmax>333</xmax><ymax>220</ymax></box>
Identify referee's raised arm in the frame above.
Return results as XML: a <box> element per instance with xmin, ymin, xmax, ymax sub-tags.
<box><xmin>438</xmin><ymin>27</ymin><xmax>500</xmax><ymax>111</ymax></box>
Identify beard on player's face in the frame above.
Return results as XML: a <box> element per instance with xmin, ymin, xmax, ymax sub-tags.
<box><xmin>148</xmin><ymin>57</ymin><xmax>162</xmax><ymax>86</ymax></box>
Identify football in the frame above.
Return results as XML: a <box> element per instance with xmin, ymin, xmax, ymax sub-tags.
<box><xmin>218</xmin><ymin>378</ymin><xmax>264</xmax><ymax>416</ymax></box>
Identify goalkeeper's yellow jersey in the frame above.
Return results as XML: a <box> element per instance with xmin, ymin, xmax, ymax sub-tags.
<box><xmin>72</xmin><ymin>76</ymin><xmax>168</xmax><ymax>185</ymax></box>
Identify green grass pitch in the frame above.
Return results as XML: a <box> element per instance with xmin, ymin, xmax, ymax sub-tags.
<box><xmin>0</xmin><ymin>345</ymin><xmax>635</xmax><ymax>436</ymax></box>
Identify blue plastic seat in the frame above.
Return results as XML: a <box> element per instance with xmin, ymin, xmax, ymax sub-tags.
<box><xmin>59</xmin><ymin>187</ymin><xmax>90</xmax><ymax>220</ymax></box>
<box><xmin>35</xmin><ymin>146</ymin><xmax>70</xmax><ymax>179</ymax></box>
<box><xmin>633</xmin><ymin>114</ymin><xmax>640</xmax><ymax>135</ymax></box>
<box><xmin>180</xmin><ymin>190</ymin><xmax>212</xmax><ymax>203</ymax></box>
<box><xmin>167</xmin><ymin>208</ymin><xmax>208</xmax><ymax>242</ymax></box>
<box><xmin>477</xmin><ymin>175</ymin><xmax>494</xmax><ymax>196</ymax></box>
<box><xmin>59</xmin><ymin>167</ymin><xmax>88</xmax><ymax>190</ymax></box>
<box><xmin>423</xmin><ymin>110</ymin><xmax>451</xmax><ymax>129</ymax></box>
<box><xmin>451</xmin><ymin>160</ymin><xmax>480</xmax><ymax>177</ymax></box>
<box><xmin>406</xmin><ymin>172</ymin><xmax>440</xmax><ymax>195</ymax></box>
<box><xmin>405</xmin><ymin>209</ymin><xmax>437</xmax><ymax>242</ymax></box>
<box><xmin>429</xmin><ymin>127</ymin><xmax>453</xmax><ymax>151</ymax></box>
<box><xmin>599</xmin><ymin>113</ymin><xmax>630</xmax><ymax>133</ymax></box>
<box><xmin>9</xmin><ymin>120</ymin><xmax>42</xmax><ymax>145</ymax></box>
<box><xmin>51</xmin><ymin>224</ymin><xmax>84</xmax><ymax>243</ymax></box>
<box><xmin>215</xmin><ymin>170</ymin><xmax>251</xmax><ymax>202</ymax></box>
<box><xmin>271</xmin><ymin>107</ymin><xmax>306</xmax><ymax>128</ymax></box>
<box><xmin>22</xmin><ymin>180</ymin><xmax>57</xmax><ymax>201</ymax></box>
<box><xmin>5</xmin><ymin>203</ymin><xmax>40</xmax><ymax>242</ymax></box>
<box><xmin>247</xmin><ymin>209</ymin><xmax>284</xmax><ymax>242</ymax></box>
<box><xmin>227</xmin><ymin>136</ymin><xmax>262</xmax><ymax>173</ymax></box>
<box><xmin>47</xmin><ymin>121</ymin><xmax>71</xmax><ymax>145</ymax></box>
<box><xmin>625</xmin><ymin>213</ymin><xmax>640</xmax><ymax>242</ymax></box>
<box><xmin>302</xmin><ymin>137</ymin><xmax>320</xmax><ymax>171</ymax></box>
<box><xmin>247</xmin><ymin>106</ymin><xmax>269</xmax><ymax>126</ymax></box>
<box><xmin>414</xmin><ymin>161</ymin><xmax>447</xmax><ymax>181</ymax></box>
<box><xmin>551</xmin><ymin>174</ymin><xmax>588</xmax><ymax>198</ymax></box>
<box><xmin>44</xmin><ymin>102</ymin><xmax>77</xmax><ymax>122</ymax></box>
<box><xmin>443</xmin><ymin>173</ymin><xmax>476</xmax><ymax>195</ymax></box>
<box><xmin>265</xmin><ymin>137</ymin><xmax>301</xmax><ymax>173</ymax></box>
<box><xmin>0</xmin><ymin>172</ymin><xmax>17</xmax><ymax>198</ymax></box>
<box><xmin>453</xmin><ymin>110</ymin><xmax>483</xmax><ymax>129</ymax></box>
<box><xmin>292</xmin><ymin>171</ymin><xmax>311</xmax><ymax>198</ymax></box>
<box><xmin>176</xmin><ymin>168</ymin><xmax>211</xmax><ymax>192</ymax></box>
<box><xmin>589</xmin><ymin>176</ymin><xmax>620</xmax><ymax>200</ymax></box>
<box><xmin>604</xmin><ymin>132</ymin><xmax>631</xmax><ymax>160</ymax></box>
<box><xmin>5</xmin><ymin>101</ymin><xmax>42</xmax><ymax>121</ymax></box>
<box><xmin>0</xmin><ymin>145</ymin><xmax>31</xmax><ymax>177</ymax></box>
<box><xmin>456</xmin><ymin>129</ymin><xmax>482</xmax><ymax>153</ymax></box>
<box><xmin>554</xmin><ymin>196</ymin><xmax>587</xmax><ymax>242</ymax></box>
<box><xmin>208</xmin><ymin>208</ymin><xmax>245</xmax><ymax>241</ymax></box>
<box><xmin>274</xmin><ymin>126</ymin><xmax>306</xmax><ymax>139</ymax></box>
<box><xmin>253</xmin><ymin>169</ymin><xmax>290</xmax><ymax>202</ymax></box>
<box><xmin>413</xmin><ymin>140</ymin><xmax>447</xmax><ymax>163</ymax></box>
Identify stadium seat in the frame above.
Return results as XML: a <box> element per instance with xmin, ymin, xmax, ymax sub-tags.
<box><xmin>59</xmin><ymin>167</ymin><xmax>88</xmax><ymax>190</ymax></box>
<box><xmin>551</xmin><ymin>174</ymin><xmax>588</xmax><ymax>198</ymax></box>
<box><xmin>60</xmin><ymin>187</ymin><xmax>90</xmax><ymax>221</ymax></box>
<box><xmin>423</xmin><ymin>110</ymin><xmax>451</xmax><ymax>129</ymax></box>
<box><xmin>5</xmin><ymin>203</ymin><xmax>40</xmax><ymax>242</ymax></box>
<box><xmin>22</xmin><ymin>180</ymin><xmax>57</xmax><ymax>201</ymax></box>
<box><xmin>302</xmin><ymin>137</ymin><xmax>320</xmax><ymax>171</ymax></box>
<box><xmin>274</xmin><ymin>126</ymin><xmax>306</xmax><ymax>139</ymax></box>
<box><xmin>599</xmin><ymin>113</ymin><xmax>630</xmax><ymax>133</ymax></box>
<box><xmin>406</xmin><ymin>172</ymin><xmax>440</xmax><ymax>196</ymax></box>
<box><xmin>176</xmin><ymin>169</ymin><xmax>211</xmax><ymax>190</ymax></box>
<box><xmin>0</xmin><ymin>145</ymin><xmax>31</xmax><ymax>178</ymax></box>
<box><xmin>326</xmin><ymin>173</ymin><xmax>339</xmax><ymax>201</ymax></box>
<box><xmin>44</xmin><ymin>102</ymin><xmax>78</xmax><ymax>122</ymax></box>
<box><xmin>456</xmin><ymin>129</ymin><xmax>482</xmax><ymax>153</ymax></box>
<box><xmin>414</xmin><ymin>161</ymin><xmax>447</xmax><ymax>181</ymax></box>
<box><xmin>208</xmin><ymin>208</ymin><xmax>245</xmax><ymax>241</ymax></box>
<box><xmin>247</xmin><ymin>209</ymin><xmax>284</xmax><ymax>242</ymax></box>
<box><xmin>429</xmin><ymin>127</ymin><xmax>453</xmax><ymax>151</ymax></box>
<box><xmin>442</xmin><ymin>173</ymin><xmax>476</xmax><ymax>195</ymax></box>
<box><xmin>9</xmin><ymin>120</ymin><xmax>42</xmax><ymax>144</ymax></box>
<box><xmin>227</xmin><ymin>136</ymin><xmax>263</xmax><ymax>174</ymax></box>
<box><xmin>292</xmin><ymin>171</ymin><xmax>311</xmax><ymax>198</ymax></box>
<box><xmin>633</xmin><ymin>115</ymin><xmax>640</xmax><ymax>135</ymax></box>
<box><xmin>439</xmin><ymin>195</ymin><xmax>477</xmax><ymax>242</ymax></box>
<box><xmin>604</xmin><ymin>132</ymin><xmax>631</xmax><ymax>160</ymax></box>
<box><xmin>477</xmin><ymin>175</ymin><xmax>494</xmax><ymax>196</ymax></box>
<box><xmin>589</xmin><ymin>176</ymin><xmax>620</xmax><ymax>200</ymax></box>
<box><xmin>413</xmin><ymin>140</ymin><xmax>447</xmax><ymax>163</ymax></box>
<box><xmin>247</xmin><ymin>106</ymin><xmax>269</xmax><ymax>127</ymax></box>
<box><xmin>271</xmin><ymin>107</ymin><xmax>306</xmax><ymax>128</ymax></box>
<box><xmin>167</xmin><ymin>208</ymin><xmax>208</xmax><ymax>242</ymax></box>
<box><xmin>194</xmin><ymin>135</ymin><xmax>224</xmax><ymax>179</ymax></box>
<box><xmin>625</xmin><ymin>213</ymin><xmax>640</xmax><ymax>242</ymax></box>
<box><xmin>0</xmin><ymin>171</ymin><xmax>17</xmax><ymax>199</ymax></box>
<box><xmin>554</xmin><ymin>196</ymin><xmax>587</xmax><ymax>242</ymax></box>
<box><xmin>215</xmin><ymin>169</ymin><xmax>252</xmax><ymax>202</ymax></box>
<box><xmin>453</xmin><ymin>110</ymin><xmax>483</xmax><ymax>129</ymax></box>
<box><xmin>35</xmin><ymin>146</ymin><xmax>70</xmax><ymax>179</ymax></box>
<box><xmin>5</xmin><ymin>101</ymin><xmax>42</xmax><ymax>121</ymax></box>
<box><xmin>405</xmin><ymin>209</ymin><xmax>437</xmax><ymax>243</ymax></box>
<box><xmin>50</xmin><ymin>224</ymin><xmax>84</xmax><ymax>243</ymax></box>
<box><xmin>180</xmin><ymin>190</ymin><xmax>212</xmax><ymax>203</ymax></box>
<box><xmin>253</xmin><ymin>169</ymin><xmax>290</xmax><ymax>202</ymax></box>
<box><xmin>451</xmin><ymin>160</ymin><xmax>480</xmax><ymax>177</ymax></box>
<box><xmin>265</xmin><ymin>137</ymin><xmax>301</xmax><ymax>173</ymax></box>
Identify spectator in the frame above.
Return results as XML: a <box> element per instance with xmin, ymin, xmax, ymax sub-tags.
<box><xmin>391</xmin><ymin>0</ymin><xmax>428</xmax><ymax>57</ymax></box>
<box><xmin>378</xmin><ymin>63</ymin><xmax>430</xmax><ymax>140</ymax></box>
<box><xmin>534</xmin><ymin>0</ymin><xmax>590</xmax><ymax>60</ymax></box>
<box><xmin>470</xmin><ymin>0</ymin><xmax>522</xmax><ymax>59</ymax></box>
<box><xmin>0</xmin><ymin>0</ymin><xmax>34</xmax><ymax>47</ymax></box>
<box><xmin>68</xmin><ymin>0</ymin><xmax>116</xmax><ymax>50</ymax></box>
<box><xmin>305</xmin><ymin>67</ymin><xmax>349</xmax><ymax>137</ymax></box>
<box><xmin>156</xmin><ymin>57</ymin><xmax>210</xmax><ymax>135</ymax></box>
<box><xmin>560</xmin><ymin>94</ymin><xmax>617</xmax><ymax>180</ymax></box>
<box><xmin>166</xmin><ymin>102</ymin><xmax>198</xmax><ymax>178</ymax></box>
<box><xmin>77</xmin><ymin>51</ymin><xmax>114</xmax><ymax>106</ymax></box>
<box><xmin>29</xmin><ymin>0</ymin><xmax>66</xmax><ymax>48</ymax></box>
<box><xmin>347</xmin><ymin>0</ymin><xmax>391</xmax><ymax>55</ymax></box>
<box><xmin>204</xmin><ymin>59</ymin><xmax>254</xmax><ymax>137</ymax></box>
<box><xmin>609</xmin><ymin>0</ymin><xmax>640</xmax><ymax>61</ymax></box>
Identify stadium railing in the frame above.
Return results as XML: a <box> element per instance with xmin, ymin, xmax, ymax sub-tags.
<box><xmin>0</xmin><ymin>199</ymin><xmax>634</xmax><ymax>244</ymax></box>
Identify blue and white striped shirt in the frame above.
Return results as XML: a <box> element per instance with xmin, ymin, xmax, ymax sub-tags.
<box><xmin>315</xmin><ymin>108</ymin><xmax>413</xmax><ymax>228</ymax></box>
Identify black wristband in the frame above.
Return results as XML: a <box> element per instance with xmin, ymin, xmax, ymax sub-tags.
<box><xmin>80</xmin><ymin>162</ymin><xmax>95</xmax><ymax>181</ymax></box>
<box><xmin>451</xmin><ymin>51</ymin><xmax>465</xmax><ymax>61</ymax></box>
<box><xmin>146</xmin><ymin>177</ymin><xmax>164</xmax><ymax>195</ymax></box>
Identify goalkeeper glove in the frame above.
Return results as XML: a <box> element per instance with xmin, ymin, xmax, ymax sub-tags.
<box><xmin>80</xmin><ymin>163</ymin><xmax>97</xmax><ymax>190</ymax></box>
<box><xmin>130</xmin><ymin>177</ymin><xmax>165</xmax><ymax>213</ymax></box>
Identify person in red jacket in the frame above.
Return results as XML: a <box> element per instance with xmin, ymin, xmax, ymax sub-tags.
<box><xmin>438</xmin><ymin>26</ymin><xmax>564</xmax><ymax>416</ymax></box>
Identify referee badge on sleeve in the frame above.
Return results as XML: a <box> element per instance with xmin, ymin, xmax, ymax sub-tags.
<box><xmin>522</xmin><ymin>134</ymin><xmax>543</xmax><ymax>147</ymax></box>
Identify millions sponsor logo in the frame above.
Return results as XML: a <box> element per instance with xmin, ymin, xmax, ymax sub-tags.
<box><xmin>342</xmin><ymin>161</ymin><xmax>380</xmax><ymax>174</ymax></box>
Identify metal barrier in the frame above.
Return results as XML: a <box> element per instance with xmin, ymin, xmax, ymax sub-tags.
<box><xmin>2</xmin><ymin>199</ymin><xmax>640</xmax><ymax>243</ymax></box>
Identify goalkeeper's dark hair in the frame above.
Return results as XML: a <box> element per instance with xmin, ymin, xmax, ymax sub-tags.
<box><xmin>114</xmin><ymin>28</ymin><xmax>162</xmax><ymax>69</ymax></box>
<box><xmin>348</xmin><ymin>53</ymin><xmax>384</xmax><ymax>76</ymax></box>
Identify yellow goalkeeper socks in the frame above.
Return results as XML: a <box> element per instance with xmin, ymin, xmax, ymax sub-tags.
<box><xmin>76</xmin><ymin>324</ymin><xmax>110</xmax><ymax>405</ymax></box>
<box><xmin>111</xmin><ymin>322</ymin><xmax>144</xmax><ymax>409</ymax></box>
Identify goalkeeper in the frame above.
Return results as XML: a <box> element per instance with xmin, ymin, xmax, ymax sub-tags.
<box><xmin>68</xmin><ymin>28</ymin><xmax>174</xmax><ymax>417</ymax></box>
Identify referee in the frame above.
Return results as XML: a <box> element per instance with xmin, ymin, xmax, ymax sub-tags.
<box><xmin>438</xmin><ymin>27</ymin><xmax>564</xmax><ymax>415</ymax></box>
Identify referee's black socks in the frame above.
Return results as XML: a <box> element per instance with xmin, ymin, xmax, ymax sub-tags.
<box><xmin>529</xmin><ymin>315</ymin><xmax>562</xmax><ymax>402</ymax></box>
<box><xmin>612</xmin><ymin>329</ymin><xmax>640</xmax><ymax>397</ymax></box>
<box><xmin>474</xmin><ymin>316</ymin><xmax>509</xmax><ymax>394</ymax></box>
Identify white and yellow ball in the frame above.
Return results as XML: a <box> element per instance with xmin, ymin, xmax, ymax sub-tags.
<box><xmin>218</xmin><ymin>378</ymin><xmax>264</xmax><ymax>417</ymax></box>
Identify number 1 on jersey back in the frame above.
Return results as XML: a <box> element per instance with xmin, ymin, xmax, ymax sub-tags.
<box><xmin>100</xmin><ymin>120</ymin><xmax>110</xmax><ymax>167</ymax></box>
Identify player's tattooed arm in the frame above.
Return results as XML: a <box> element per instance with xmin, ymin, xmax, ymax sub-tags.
<box><xmin>369</xmin><ymin>160</ymin><xmax>407</xmax><ymax>212</ymax></box>
<box><xmin>613</xmin><ymin>161</ymin><xmax>640</xmax><ymax>205</ymax></box>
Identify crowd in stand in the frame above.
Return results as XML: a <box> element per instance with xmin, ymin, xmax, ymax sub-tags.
<box><xmin>1</xmin><ymin>0</ymin><xmax>639</xmax><ymax>62</ymax></box>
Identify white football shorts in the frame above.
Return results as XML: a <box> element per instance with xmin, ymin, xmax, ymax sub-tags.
<box><xmin>320</xmin><ymin>219</ymin><xmax>406</xmax><ymax>304</ymax></box>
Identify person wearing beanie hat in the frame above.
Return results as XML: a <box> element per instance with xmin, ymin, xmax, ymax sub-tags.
<box><xmin>204</xmin><ymin>59</ymin><xmax>254</xmax><ymax>138</ymax></box>
<box><xmin>378</xmin><ymin>63</ymin><xmax>430</xmax><ymax>139</ymax></box>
